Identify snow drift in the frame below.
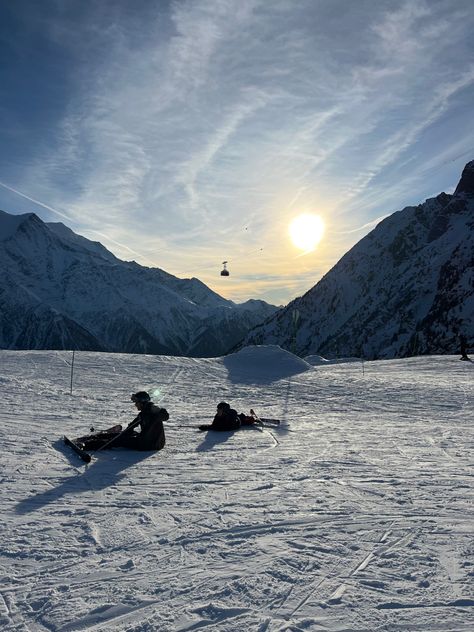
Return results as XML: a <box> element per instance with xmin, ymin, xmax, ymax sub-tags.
<box><xmin>223</xmin><ymin>344</ymin><xmax>313</xmax><ymax>383</ymax></box>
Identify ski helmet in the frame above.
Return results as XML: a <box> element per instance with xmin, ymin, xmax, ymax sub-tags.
<box><xmin>131</xmin><ymin>391</ymin><xmax>151</xmax><ymax>403</ymax></box>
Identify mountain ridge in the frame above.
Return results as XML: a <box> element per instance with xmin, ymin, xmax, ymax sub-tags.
<box><xmin>0</xmin><ymin>210</ymin><xmax>278</xmax><ymax>356</ymax></box>
<box><xmin>236</xmin><ymin>161</ymin><xmax>474</xmax><ymax>359</ymax></box>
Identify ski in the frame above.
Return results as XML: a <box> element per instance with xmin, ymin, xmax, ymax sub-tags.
<box><xmin>85</xmin><ymin>424</ymin><xmax>123</xmax><ymax>435</ymax></box>
<box><xmin>259</xmin><ymin>418</ymin><xmax>281</xmax><ymax>426</ymax></box>
<box><xmin>75</xmin><ymin>424</ymin><xmax>123</xmax><ymax>443</ymax></box>
<box><xmin>250</xmin><ymin>409</ymin><xmax>280</xmax><ymax>426</ymax></box>
<box><xmin>250</xmin><ymin>420</ymin><xmax>264</xmax><ymax>433</ymax></box>
<box><xmin>63</xmin><ymin>436</ymin><xmax>92</xmax><ymax>463</ymax></box>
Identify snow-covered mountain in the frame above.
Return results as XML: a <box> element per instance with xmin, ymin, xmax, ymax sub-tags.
<box><xmin>0</xmin><ymin>211</ymin><xmax>278</xmax><ymax>355</ymax></box>
<box><xmin>238</xmin><ymin>161</ymin><xmax>474</xmax><ymax>359</ymax></box>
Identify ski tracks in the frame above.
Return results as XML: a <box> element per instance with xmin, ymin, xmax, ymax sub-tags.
<box><xmin>2</xmin><ymin>352</ymin><xmax>473</xmax><ymax>631</ymax></box>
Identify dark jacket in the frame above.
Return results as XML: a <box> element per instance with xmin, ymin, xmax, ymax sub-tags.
<box><xmin>210</xmin><ymin>407</ymin><xmax>241</xmax><ymax>431</ymax></box>
<box><xmin>127</xmin><ymin>403</ymin><xmax>167</xmax><ymax>450</ymax></box>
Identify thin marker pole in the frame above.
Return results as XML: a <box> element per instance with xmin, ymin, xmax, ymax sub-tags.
<box><xmin>70</xmin><ymin>350</ymin><xmax>75</xmax><ymax>395</ymax></box>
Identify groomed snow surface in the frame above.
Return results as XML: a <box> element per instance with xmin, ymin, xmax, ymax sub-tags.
<box><xmin>1</xmin><ymin>345</ymin><xmax>473</xmax><ymax>632</ymax></box>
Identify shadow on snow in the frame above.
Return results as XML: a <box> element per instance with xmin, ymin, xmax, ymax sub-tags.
<box><xmin>195</xmin><ymin>430</ymin><xmax>236</xmax><ymax>452</ymax></box>
<box><xmin>15</xmin><ymin>441</ymin><xmax>155</xmax><ymax>515</ymax></box>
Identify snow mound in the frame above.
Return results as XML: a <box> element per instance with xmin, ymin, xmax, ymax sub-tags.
<box><xmin>224</xmin><ymin>345</ymin><xmax>312</xmax><ymax>382</ymax></box>
<box><xmin>305</xmin><ymin>355</ymin><xmax>362</xmax><ymax>366</ymax></box>
<box><xmin>304</xmin><ymin>355</ymin><xmax>330</xmax><ymax>365</ymax></box>
<box><xmin>329</xmin><ymin>357</ymin><xmax>363</xmax><ymax>364</ymax></box>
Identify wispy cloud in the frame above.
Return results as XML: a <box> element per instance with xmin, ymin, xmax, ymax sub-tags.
<box><xmin>0</xmin><ymin>180</ymin><xmax>74</xmax><ymax>223</ymax></box>
<box><xmin>337</xmin><ymin>215</ymin><xmax>392</xmax><ymax>235</ymax></box>
<box><xmin>0</xmin><ymin>180</ymin><xmax>157</xmax><ymax>266</ymax></box>
<box><xmin>2</xmin><ymin>0</ymin><xmax>474</xmax><ymax>305</ymax></box>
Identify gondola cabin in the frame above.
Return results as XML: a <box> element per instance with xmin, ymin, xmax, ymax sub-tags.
<box><xmin>220</xmin><ymin>261</ymin><xmax>230</xmax><ymax>276</ymax></box>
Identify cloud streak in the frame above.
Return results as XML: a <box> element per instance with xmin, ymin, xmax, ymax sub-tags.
<box><xmin>1</xmin><ymin>0</ymin><xmax>474</xmax><ymax>304</ymax></box>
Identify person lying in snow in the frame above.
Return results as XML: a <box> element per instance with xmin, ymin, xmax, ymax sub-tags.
<box><xmin>198</xmin><ymin>401</ymin><xmax>241</xmax><ymax>431</ymax></box>
<box><xmin>198</xmin><ymin>402</ymin><xmax>264</xmax><ymax>431</ymax></box>
<box><xmin>76</xmin><ymin>391</ymin><xmax>168</xmax><ymax>451</ymax></box>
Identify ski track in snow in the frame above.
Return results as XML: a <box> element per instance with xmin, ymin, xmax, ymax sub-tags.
<box><xmin>0</xmin><ymin>350</ymin><xmax>473</xmax><ymax>631</ymax></box>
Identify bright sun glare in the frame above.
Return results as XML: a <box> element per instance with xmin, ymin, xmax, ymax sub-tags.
<box><xmin>289</xmin><ymin>214</ymin><xmax>325</xmax><ymax>252</ymax></box>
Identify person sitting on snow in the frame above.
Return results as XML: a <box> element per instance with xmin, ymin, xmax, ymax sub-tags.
<box><xmin>77</xmin><ymin>391</ymin><xmax>168</xmax><ymax>451</ymax></box>
<box><xmin>199</xmin><ymin>401</ymin><xmax>241</xmax><ymax>432</ymax></box>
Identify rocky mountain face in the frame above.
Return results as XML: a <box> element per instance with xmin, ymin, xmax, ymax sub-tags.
<box><xmin>238</xmin><ymin>161</ymin><xmax>474</xmax><ymax>360</ymax></box>
<box><xmin>0</xmin><ymin>211</ymin><xmax>278</xmax><ymax>356</ymax></box>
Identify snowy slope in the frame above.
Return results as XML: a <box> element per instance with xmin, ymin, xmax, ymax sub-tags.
<box><xmin>238</xmin><ymin>161</ymin><xmax>474</xmax><ymax>360</ymax></box>
<box><xmin>0</xmin><ymin>210</ymin><xmax>277</xmax><ymax>356</ymax></box>
<box><xmin>0</xmin><ymin>347</ymin><xmax>473</xmax><ymax>631</ymax></box>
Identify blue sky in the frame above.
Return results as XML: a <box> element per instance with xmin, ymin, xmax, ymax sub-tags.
<box><xmin>1</xmin><ymin>0</ymin><xmax>473</xmax><ymax>305</ymax></box>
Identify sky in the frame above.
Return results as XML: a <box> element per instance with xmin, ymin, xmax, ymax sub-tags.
<box><xmin>1</xmin><ymin>0</ymin><xmax>473</xmax><ymax>306</ymax></box>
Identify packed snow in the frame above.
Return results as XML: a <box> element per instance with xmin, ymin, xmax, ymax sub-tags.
<box><xmin>0</xmin><ymin>345</ymin><xmax>473</xmax><ymax>631</ymax></box>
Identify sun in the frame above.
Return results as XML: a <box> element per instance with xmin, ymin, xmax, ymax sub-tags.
<box><xmin>289</xmin><ymin>214</ymin><xmax>325</xmax><ymax>252</ymax></box>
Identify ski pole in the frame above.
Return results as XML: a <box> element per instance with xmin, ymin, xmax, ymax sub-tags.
<box><xmin>69</xmin><ymin>350</ymin><xmax>75</xmax><ymax>395</ymax></box>
<box><xmin>171</xmin><ymin>424</ymin><xmax>204</xmax><ymax>428</ymax></box>
<box><xmin>95</xmin><ymin>417</ymin><xmax>141</xmax><ymax>452</ymax></box>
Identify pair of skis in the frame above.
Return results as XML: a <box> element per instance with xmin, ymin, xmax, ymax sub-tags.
<box><xmin>63</xmin><ymin>424</ymin><xmax>123</xmax><ymax>463</ymax></box>
<box><xmin>249</xmin><ymin>409</ymin><xmax>280</xmax><ymax>427</ymax></box>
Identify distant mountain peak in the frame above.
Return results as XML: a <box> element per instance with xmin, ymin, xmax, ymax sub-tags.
<box><xmin>0</xmin><ymin>209</ymin><xmax>278</xmax><ymax>356</ymax></box>
<box><xmin>454</xmin><ymin>159</ymin><xmax>474</xmax><ymax>196</ymax></box>
<box><xmin>238</xmin><ymin>160</ymin><xmax>474</xmax><ymax>360</ymax></box>
<box><xmin>0</xmin><ymin>210</ymin><xmax>39</xmax><ymax>241</ymax></box>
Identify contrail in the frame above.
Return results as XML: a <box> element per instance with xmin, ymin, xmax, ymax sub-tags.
<box><xmin>338</xmin><ymin>214</ymin><xmax>391</xmax><ymax>234</ymax></box>
<box><xmin>91</xmin><ymin>230</ymin><xmax>159</xmax><ymax>266</ymax></box>
<box><xmin>0</xmin><ymin>180</ymin><xmax>158</xmax><ymax>267</ymax></box>
<box><xmin>0</xmin><ymin>180</ymin><xmax>76</xmax><ymax>223</ymax></box>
